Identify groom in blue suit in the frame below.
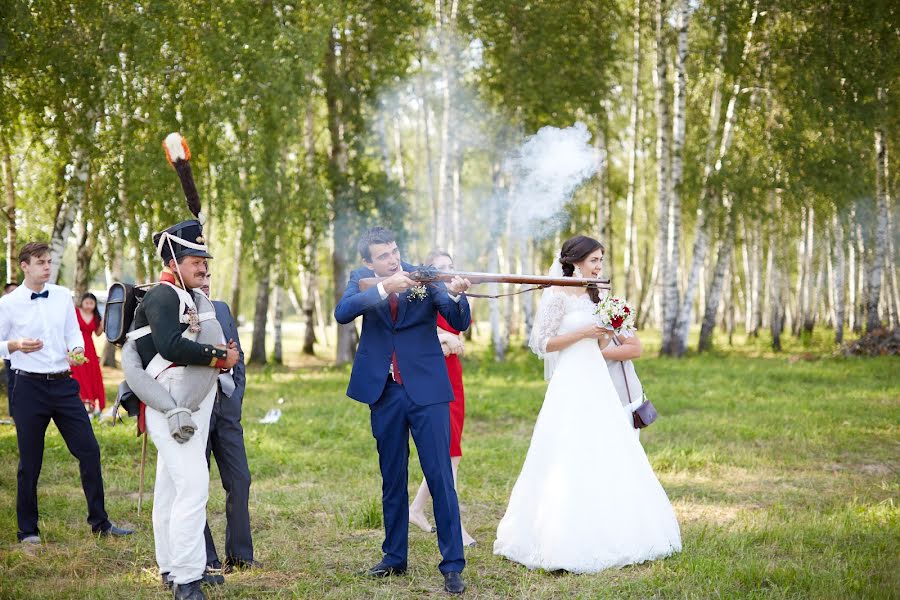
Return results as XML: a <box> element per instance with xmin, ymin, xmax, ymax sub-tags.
<box><xmin>335</xmin><ymin>227</ymin><xmax>471</xmax><ymax>595</ymax></box>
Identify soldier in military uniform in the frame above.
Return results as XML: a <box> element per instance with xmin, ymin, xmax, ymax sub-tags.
<box><xmin>122</xmin><ymin>133</ymin><xmax>238</xmax><ymax>600</ymax></box>
<box><xmin>125</xmin><ymin>219</ymin><xmax>239</xmax><ymax>600</ymax></box>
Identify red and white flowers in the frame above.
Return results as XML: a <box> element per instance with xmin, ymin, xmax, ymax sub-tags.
<box><xmin>594</xmin><ymin>296</ymin><xmax>636</xmax><ymax>334</ymax></box>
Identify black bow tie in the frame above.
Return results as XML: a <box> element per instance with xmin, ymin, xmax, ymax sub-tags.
<box><xmin>31</xmin><ymin>290</ymin><xmax>49</xmax><ymax>300</ymax></box>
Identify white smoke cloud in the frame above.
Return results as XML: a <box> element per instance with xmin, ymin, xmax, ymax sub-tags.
<box><xmin>505</xmin><ymin>121</ymin><xmax>599</xmax><ymax>238</ymax></box>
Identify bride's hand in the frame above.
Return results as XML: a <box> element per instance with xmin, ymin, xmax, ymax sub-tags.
<box><xmin>582</xmin><ymin>324</ymin><xmax>613</xmax><ymax>343</ymax></box>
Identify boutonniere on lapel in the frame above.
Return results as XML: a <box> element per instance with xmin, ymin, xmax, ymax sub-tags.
<box><xmin>408</xmin><ymin>284</ymin><xmax>428</xmax><ymax>302</ymax></box>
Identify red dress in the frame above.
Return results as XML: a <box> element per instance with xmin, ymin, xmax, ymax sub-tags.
<box><xmin>438</xmin><ymin>314</ymin><xmax>465</xmax><ymax>457</ymax></box>
<box><xmin>71</xmin><ymin>310</ymin><xmax>106</xmax><ymax>410</ymax></box>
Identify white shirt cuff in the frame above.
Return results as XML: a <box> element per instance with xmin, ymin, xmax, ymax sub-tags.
<box><xmin>0</xmin><ymin>341</ymin><xmax>10</xmax><ymax>359</ymax></box>
<box><xmin>377</xmin><ymin>282</ymin><xmax>389</xmax><ymax>301</ymax></box>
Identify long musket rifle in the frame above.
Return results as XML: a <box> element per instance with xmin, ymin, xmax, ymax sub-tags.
<box><xmin>359</xmin><ymin>266</ymin><xmax>610</xmax><ymax>297</ymax></box>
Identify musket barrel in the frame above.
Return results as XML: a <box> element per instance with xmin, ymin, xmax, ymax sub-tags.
<box><xmin>358</xmin><ymin>269</ymin><xmax>610</xmax><ymax>292</ymax></box>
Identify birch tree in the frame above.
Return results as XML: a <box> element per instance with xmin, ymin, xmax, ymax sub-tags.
<box><xmin>667</xmin><ymin>0</ymin><xmax>760</xmax><ymax>356</ymax></box>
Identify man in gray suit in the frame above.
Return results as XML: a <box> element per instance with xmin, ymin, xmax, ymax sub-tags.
<box><xmin>200</xmin><ymin>273</ymin><xmax>256</xmax><ymax>572</ymax></box>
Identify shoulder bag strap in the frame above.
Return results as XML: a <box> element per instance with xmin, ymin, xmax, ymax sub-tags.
<box><xmin>613</xmin><ymin>334</ymin><xmax>633</xmax><ymax>403</ymax></box>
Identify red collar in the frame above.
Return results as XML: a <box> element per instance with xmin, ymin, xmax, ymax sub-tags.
<box><xmin>158</xmin><ymin>268</ymin><xmax>182</xmax><ymax>288</ymax></box>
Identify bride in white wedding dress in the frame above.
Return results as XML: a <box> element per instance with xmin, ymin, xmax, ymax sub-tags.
<box><xmin>493</xmin><ymin>235</ymin><xmax>681</xmax><ymax>573</ymax></box>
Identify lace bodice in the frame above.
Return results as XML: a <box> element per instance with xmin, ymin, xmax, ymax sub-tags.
<box><xmin>528</xmin><ymin>288</ymin><xmax>597</xmax><ymax>358</ymax></box>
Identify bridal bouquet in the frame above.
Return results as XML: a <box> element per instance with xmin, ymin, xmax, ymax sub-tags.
<box><xmin>594</xmin><ymin>296</ymin><xmax>636</xmax><ymax>334</ymax></box>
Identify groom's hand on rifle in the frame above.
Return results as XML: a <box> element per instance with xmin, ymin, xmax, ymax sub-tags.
<box><xmin>382</xmin><ymin>271</ymin><xmax>417</xmax><ymax>295</ymax></box>
<box><xmin>447</xmin><ymin>276</ymin><xmax>471</xmax><ymax>295</ymax></box>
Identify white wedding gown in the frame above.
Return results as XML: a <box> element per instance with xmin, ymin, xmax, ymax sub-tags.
<box><xmin>493</xmin><ymin>289</ymin><xmax>681</xmax><ymax>573</ymax></box>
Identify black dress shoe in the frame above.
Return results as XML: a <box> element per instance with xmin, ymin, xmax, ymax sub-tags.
<box><xmin>223</xmin><ymin>558</ymin><xmax>262</xmax><ymax>573</ymax></box>
<box><xmin>201</xmin><ymin>571</ymin><xmax>225</xmax><ymax>586</ymax></box>
<box><xmin>97</xmin><ymin>524</ymin><xmax>134</xmax><ymax>537</ymax></box>
<box><xmin>364</xmin><ymin>560</ymin><xmax>407</xmax><ymax>577</ymax></box>
<box><xmin>206</xmin><ymin>559</ymin><xmax>222</xmax><ymax>571</ymax></box>
<box><xmin>443</xmin><ymin>571</ymin><xmax>466</xmax><ymax>594</ymax></box>
<box><xmin>173</xmin><ymin>579</ymin><xmax>207</xmax><ymax>600</ymax></box>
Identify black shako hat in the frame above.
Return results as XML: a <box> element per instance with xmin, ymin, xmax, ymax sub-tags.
<box><xmin>153</xmin><ymin>219</ymin><xmax>212</xmax><ymax>263</ymax></box>
<box><xmin>154</xmin><ymin>133</ymin><xmax>213</xmax><ymax>263</ymax></box>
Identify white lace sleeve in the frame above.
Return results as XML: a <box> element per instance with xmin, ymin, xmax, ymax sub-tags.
<box><xmin>528</xmin><ymin>289</ymin><xmax>567</xmax><ymax>359</ymax></box>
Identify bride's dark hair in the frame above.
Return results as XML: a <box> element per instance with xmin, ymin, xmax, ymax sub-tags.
<box><xmin>559</xmin><ymin>235</ymin><xmax>605</xmax><ymax>303</ymax></box>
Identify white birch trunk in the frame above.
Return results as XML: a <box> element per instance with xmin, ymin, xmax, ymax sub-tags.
<box><xmin>451</xmin><ymin>149</ymin><xmax>462</xmax><ymax>256</ymax></box>
<box><xmin>811</xmin><ymin>246</ymin><xmax>825</xmax><ymax>332</ymax></box>
<box><xmin>248</xmin><ymin>266</ymin><xmax>271</xmax><ymax>365</ymax></box>
<box><xmin>770</xmin><ymin>196</ymin><xmax>786</xmax><ymax>351</ymax></box>
<box><xmin>698</xmin><ymin>203</ymin><xmax>735</xmax><ymax>352</ymax></box>
<box><xmin>831</xmin><ymin>213</ymin><xmax>846</xmax><ymax>342</ymax></box>
<box><xmin>847</xmin><ymin>206</ymin><xmax>858</xmax><ymax>333</ymax></box>
<box><xmin>762</xmin><ymin>228</ymin><xmax>773</xmax><ymax>330</ymax></box>
<box><xmin>803</xmin><ymin>205</ymin><xmax>816</xmax><ymax>333</ymax></box>
<box><xmin>670</xmin><ymin>1</ymin><xmax>759</xmax><ymax>355</ymax></box>
<box><xmin>489</xmin><ymin>162</ymin><xmax>506</xmax><ymax>361</ymax></box>
<box><xmin>866</xmin><ymin>126</ymin><xmax>889</xmax><ymax>331</ymax></box>
<box><xmin>624</xmin><ymin>0</ymin><xmax>642</xmax><ymax>302</ymax></box>
<box><xmin>50</xmin><ymin>143</ymin><xmax>90</xmax><ymax>284</ymax></box>
<box><xmin>418</xmin><ymin>76</ymin><xmax>437</xmax><ymax>244</ymax></box>
<box><xmin>668</xmin><ymin>0</ymin><xmax>688</xmax><ymax>299</ymax></box>
<box><xmin>435</xmin><ymin>0</ymin><xmax>458</xmax><ymax>249</ymax></box>
<box><xmin>1</xmin><ymin>130</ymin><xmax>16</xmax><ymax>280</ymax></box>
<box><xmin>73</xmin><ymin>214</ymin><xmax>95</xmax><ymax>299</ymax></box>
<box><xmin>741</xmin><ymin>218</ymin><xmax>753</xmax><ymax>333</ymax></box>
<box><xmin>392</xmin><ymin>111</ymin><xmax>407</xmax><ymax>190</ymax></box>
<box><xmin>594</xmin><ymin>121</ymin><xmax>612</xmax><ymax>263</ymax></box>
<box><xmin>272</xmin><ymin>281</ymin><xmax>284</xmax><ymax>364</ymax></box>
<box><xmin>887</xmin><ymin>206</ymin><xmax>900</xmax><ymax>328</ymax></box>
<box><xmin>653</xmin><ymin>0</ymin><xmax>675</xmax><ymax>351</ymax></box>
<box><xmin>854</xmin><ymin>214</ymin><xmax>866</xmax><ymax>333</ymax></box>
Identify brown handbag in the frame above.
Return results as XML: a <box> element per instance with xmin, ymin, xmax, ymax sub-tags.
<box><xmin>615</xmin><ymin>336</ymin><xmax>658</xmax><ymax>429</ymax></box>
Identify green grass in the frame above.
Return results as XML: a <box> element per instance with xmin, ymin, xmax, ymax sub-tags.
<box><xmin>0</xmin><ymin>329</ymin><xmax>897</xmax><ymax>599</ymax></box>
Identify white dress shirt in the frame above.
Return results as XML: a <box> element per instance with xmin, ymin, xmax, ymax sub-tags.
<box><xmin>0</xmin><ymin>283</ymin><xmax>84</xmax><ymax>373</ymax></box>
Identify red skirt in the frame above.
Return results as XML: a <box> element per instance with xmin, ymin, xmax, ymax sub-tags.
<box><xmin>438</xmin><ymin>314</ymin><xmax>466</xmax><ymax>457</ymax></box>
<box><xmin>71</xmin><ymin>355</ymin><xmax>105</xmax><ymax>410</ymax></box>
<box><xmin>72</xmin><ymin>311</ymin><xmax>106</xmax><ymax>410</ymax></box>
<box><xmin>446</xmin><ymin>354</ymin><xmax>465</xmax><ymax>457</ymax></box>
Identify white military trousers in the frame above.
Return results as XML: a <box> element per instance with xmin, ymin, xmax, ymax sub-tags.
<box><xmin>146</xmin><ymin>366</ymin><xmax>216</xmax><ymax>585</ymax></box>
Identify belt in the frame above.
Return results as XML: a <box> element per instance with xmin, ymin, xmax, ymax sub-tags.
<box><xmin>14</xmin><ymin>369</ymin><xmax>71</xmax><ymax>381</ymax></box>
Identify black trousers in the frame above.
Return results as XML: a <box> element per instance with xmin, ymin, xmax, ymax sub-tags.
<box><xmin>12</xmin><ymin>374</ymin><xmax>110</xmax><ymax>540</ymax></box>
<box><xmin>204</xmin><ymin>390</ymin><xmax>253</xmax><ymax>564</ymax></box>
<box><xmin>4</xmin><ymin>359</ymin><xmax>13</xmax><ymax>416</ymax></box>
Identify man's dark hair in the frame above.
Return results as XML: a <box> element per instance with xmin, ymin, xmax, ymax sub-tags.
<box><xmin>18</xmin><ymin>241</ymin><xmax>51</xmax><ymax>266</ymax></box>
<box><xmin>358</xmin><ymin>227</ymin><xmax>397</xmax><ymax>261</ymax></box>
<box><xmin>3</xmin><ymin>282</ymin><xmax>17</xmax><ymax>294</ymax></box>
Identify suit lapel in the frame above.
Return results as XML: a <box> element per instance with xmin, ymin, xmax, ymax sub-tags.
<box><xmin>396</xmin><ymin>289</ymin><xmax>409</xmax><ymax>326</ymax></box>
<box><xmin>359</xmin><ymin>266</ymin><xmax>392</xmax><ymax>329</ymax></box>
<box><xmin>377</xmin><ymin>295</ymin><xmax>393</xmax><ymax>328</ymax></box>
<box><xmin>394</xmin><ymin>261</ymin><xmax>418</xmax><ymax>327</ymax></box>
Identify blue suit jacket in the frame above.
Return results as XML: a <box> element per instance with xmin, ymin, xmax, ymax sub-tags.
<box><xmin>213</xmin><ymin>300</ymin><xmax>245</xmax><ymax>403</ymax></box>
<box><xmin>334</xmin><ymin>263</ymin><xmax>471</xmax><ymax>406</ymax></box>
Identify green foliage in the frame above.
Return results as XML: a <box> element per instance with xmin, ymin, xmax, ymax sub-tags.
<box><xmin>0</xmin><ymin>0</ymin><xmax>894</xmax><ymax>350</ymax></box>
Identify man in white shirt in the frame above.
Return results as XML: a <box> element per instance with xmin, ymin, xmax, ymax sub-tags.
<box><xmin>0</xmin><ymin>241</ymin><xmax>133</xmax><ymax>543</ymax></box>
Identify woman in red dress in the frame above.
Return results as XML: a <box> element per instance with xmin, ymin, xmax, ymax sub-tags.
<box><xmin>71</xmin><ymin>292</ymin><xmax>106</xmax><ymax>418</ymax></box>
<box><xmin>408</xmin><ymin>250</ymin><xmax>475</xmax><ymax>547</ymax></box>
